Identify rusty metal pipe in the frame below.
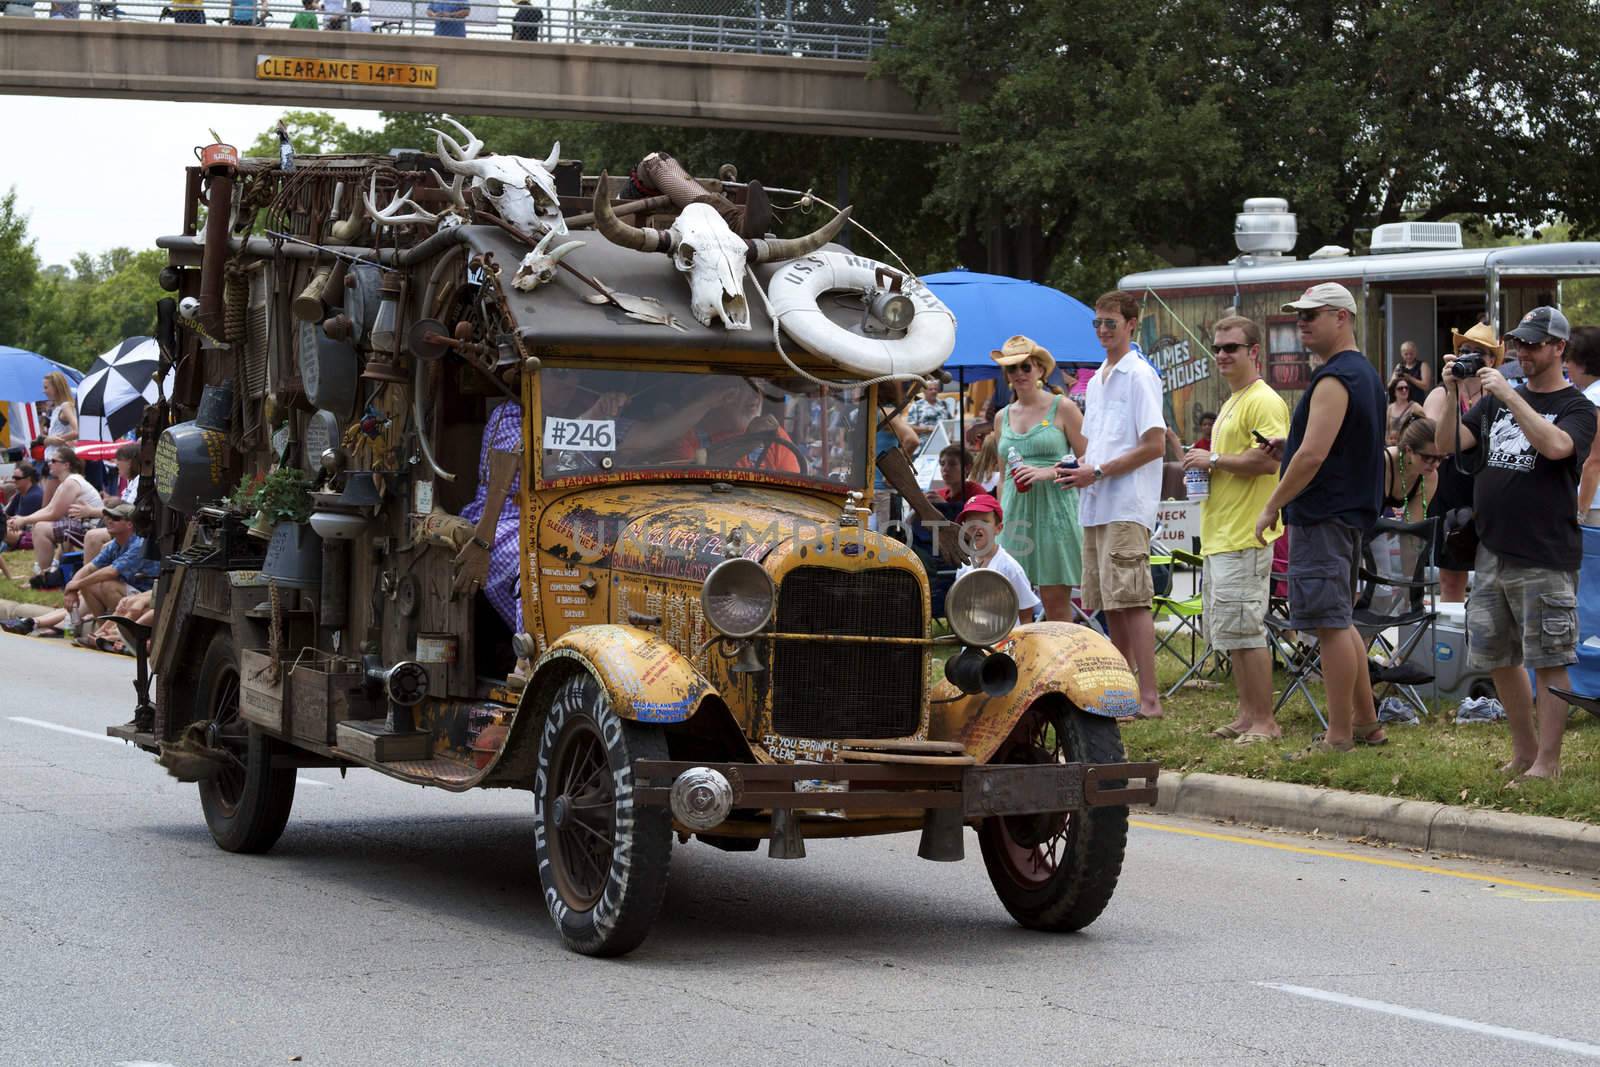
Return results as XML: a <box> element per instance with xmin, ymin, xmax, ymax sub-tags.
<box><xmin>198</xmin><ymin>170</ymin><xmax>234</xmax><ymax>338</ymax></box>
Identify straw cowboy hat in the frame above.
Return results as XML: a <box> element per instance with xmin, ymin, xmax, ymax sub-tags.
<box><xmin>989</xmin><ymin>334</ymin><xmax>1056</xmax><ymax>380</ymax></box>
<box><xmin>1450</xmin><ymin>321</ymin><xmax>1505</xmax><ymax>364</ymax></box>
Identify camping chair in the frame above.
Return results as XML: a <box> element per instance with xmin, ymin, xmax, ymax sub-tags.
<box><xmin>1354</xmin><ymin>516</ymin><xmax>1440</xmax><ymax>718</ymax></box>
<box><xmin>1548</xmin><ymin>523</ymin><xmax>1600</xmax><ymax>722</ymax></box>
<box><xmin>1154</xmin><ymin>548</ymin><xmax>1225</xmax><ymax>697</ymax></box>
<box><xmin>1263</xmin><ymin>532</ymin><xmax>1327</xmax><ymax>727</ymax></box>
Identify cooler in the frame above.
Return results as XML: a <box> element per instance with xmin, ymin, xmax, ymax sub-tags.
<box><xmin>1403</xmin><ymin>602</ymin><xmax>1496</xmax><ymax>702</ymax></box>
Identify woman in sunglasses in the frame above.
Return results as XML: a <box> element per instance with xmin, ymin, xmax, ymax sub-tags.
<box><xmin>1385</xmin><ymin>376</ymin><xmax>1424</xmax><ymax>445</ymax></box>
<box><xmin>1382</xmin><ymin>413</ymin><xmax>1441</xmax><ymax>523</ymax></box>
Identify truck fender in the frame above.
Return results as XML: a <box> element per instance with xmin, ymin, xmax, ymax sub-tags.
<box><xmin>931</xmin><ymin>621</ymin><xmax>1139</xmax><ymax>763</ymax></box>
<box><xmin>531</xmin><ymin>625</ymin><xmax>721</xmax><ymax>725</ymax></box>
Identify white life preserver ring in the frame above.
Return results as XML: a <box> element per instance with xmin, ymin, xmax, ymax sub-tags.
<box><xmin>765</xmin><ymin>251</ymin><xmax>956</xmax><ymax>378</ymax></box>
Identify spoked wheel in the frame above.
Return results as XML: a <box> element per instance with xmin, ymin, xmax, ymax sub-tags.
<box><xmin>196</xmin><ymin>632</ymin><xmax>296</xmax><ymax>853</ymax></box>
<box><xmin>534</xmin><ymin>673</ymin><xmax>671</xmax><ymax>957</ymax></box>
<box><xmin>978</xmin><ymin>703</ymin><xmax>1128</xmax><ymax>932</ymax></box>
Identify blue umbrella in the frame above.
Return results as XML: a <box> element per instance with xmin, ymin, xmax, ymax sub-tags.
<box><xmin>0</xmin><ymin>346</ymin><xmax>84</xmax><ymax>401</ymax></box>
<box><xmin>922</xmin><ymin>270</ymin><xmax>1103</xmax><ymax>380</ymax></box>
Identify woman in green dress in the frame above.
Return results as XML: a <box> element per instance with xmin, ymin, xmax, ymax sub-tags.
<box><xmin>990</xmin><ymin>335</ymin><xmax>1085</xmax><ymax>622</ymax></box>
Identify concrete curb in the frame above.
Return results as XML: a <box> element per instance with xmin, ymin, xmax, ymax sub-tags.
<box><xmin>1153</xmin><ymin>771</ymin><xmax>1600</xmax><ymax>875</ymax></box>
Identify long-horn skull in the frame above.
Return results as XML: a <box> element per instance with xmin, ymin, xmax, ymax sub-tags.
<box><xmin>591</xmin><ymin>172</ymin><xmax>852</xmax><ymax>331</ymax></box>
<box><xmin>429</xmin><ymin>114</ymin><xmax>566</xmax><ymax>237</ymax></box>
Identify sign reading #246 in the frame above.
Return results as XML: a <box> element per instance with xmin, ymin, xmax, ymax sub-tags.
<box><xmin>255</xmin><ymin>55</ymin><xmax>439</xmax><ymax>88</ymax></box>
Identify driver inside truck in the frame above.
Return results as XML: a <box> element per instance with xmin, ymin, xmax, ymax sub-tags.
<box><xmin>651</xmin><ymin>379</ymin><xmax>801</xmax><ymax>473</ymax></box>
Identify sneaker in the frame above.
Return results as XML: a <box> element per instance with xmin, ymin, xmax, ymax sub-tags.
<box><xmin>29</xmin><ymin>568</ymin><xmax>64</xmax><ymax>590</ymax></box>
<box><xmin>0</xmin><ymin>617</ymin><xmax>35</xmax><ymax>635</ymax></box>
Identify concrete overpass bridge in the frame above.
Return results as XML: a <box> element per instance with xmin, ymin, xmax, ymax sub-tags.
<box><xmin>0</xmin><ymin>10</ymin><xmax>951</xmax><ymax>140</ymax></box>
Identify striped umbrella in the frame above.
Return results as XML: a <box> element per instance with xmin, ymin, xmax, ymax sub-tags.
<box><xmin>76</xmin><ymin>337</ymin><xmax>168</xmax><ymax>442</ymax></box>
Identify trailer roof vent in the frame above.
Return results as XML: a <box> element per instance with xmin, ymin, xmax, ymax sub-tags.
<box><xmin>1369</xmin><ymin>221</ymin><xmax>1463</xmax><ymax>254</ymax></box>
<box><xmin>1234</xmin><ymin>197</ymin><xmax>1298</xmax><ymax>257</ymax></box>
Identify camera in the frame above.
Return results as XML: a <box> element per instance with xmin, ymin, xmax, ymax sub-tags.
<box><xmin>1449</xmin><ymin>352</ymin><xmax>1485</xmax><ymax>379</ymax></box>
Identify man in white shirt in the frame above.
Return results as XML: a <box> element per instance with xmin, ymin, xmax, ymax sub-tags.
<box><xmin>955</xmin><ymin>493</ymin><xmax>1040</xmax><ymax>625</ymax></box>
<box><xmin>1564</xmin><ymin>326</ymin><xmax>1600</xmax><ymax>522</ymax></box>
<box><xmin>1057</xmin><ymin>289</ymin><xmax>1167</xmax><ymax>719</ymax></box>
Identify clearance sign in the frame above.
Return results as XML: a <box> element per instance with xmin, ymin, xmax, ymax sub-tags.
<box><xmin>255</xmin><ymin>55</ymin><xmax>439</xmax><ymax>88</ymax></box>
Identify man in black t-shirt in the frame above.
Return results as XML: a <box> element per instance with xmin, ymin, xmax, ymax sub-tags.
<box><xmin>1436</xmin><ymin>305</ymin><xmax>1597</xmax><ymax>782</ymax></box>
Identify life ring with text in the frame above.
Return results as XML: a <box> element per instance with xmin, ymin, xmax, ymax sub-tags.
<box><xmin>766</xmin><ymin>251</ymin><xmax>956</xmax><ymax>378</ymax></box>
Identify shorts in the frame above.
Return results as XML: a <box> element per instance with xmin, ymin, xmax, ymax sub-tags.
<box><xmin>1080</xmin><ymin>521</ymin><xmax>1152</xmax><ymax>613</ymax></box>
<box><xmin>1202</xmin><ymin>545</ymin><xmax>1271</xmax><ymax>651</ymax></box>
<box><xmin>1285</xmin><ymin>520</ymin><xmax>1361</xmax><ymax>631</ymax></box>
<box><xmin>1467</xmin><ymin>548</ymin><xmax>1577</xmax><ymax>670</ymax></box>
<box><xmin>51</xmin><ymin>516</ymin><xmax>88</xmax><ymax>549</ymax></box>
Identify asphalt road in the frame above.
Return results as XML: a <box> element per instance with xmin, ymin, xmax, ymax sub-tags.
<box><xmin>3</xmin><ymin>634</ymin><xmax>1600</xmax><ymax>1067</ymax></box>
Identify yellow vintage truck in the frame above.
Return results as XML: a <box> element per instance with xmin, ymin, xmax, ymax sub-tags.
<box><xmin>114</xmin><ymin>125</ymin><xmax>1156</xmax><ymax>956</ymax></box>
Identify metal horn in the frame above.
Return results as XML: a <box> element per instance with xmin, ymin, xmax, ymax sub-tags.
<box><xmin>746</xmin><ymin>206</ymin><xmax>854</xmax><ymax>264</ymax></box>
<box><xmin>591</xmin><ymin>172</ymin><xmax>674</xmax><ymax>254</ymax></box>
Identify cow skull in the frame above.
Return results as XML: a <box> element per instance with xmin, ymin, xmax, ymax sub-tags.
<box><xmin>512</xmin><ymin>230</ymin><xmax>586</xmax><ymax>291</ymax></box>
<box><xmin>591</xmin><ymin>172</ymin><xmax>851</xmax><ymax>330</ymax></box>
<box><xmin>430</xmin><ymin>115</ymin><xmax>566</xmax><ymax>238</ymax></box>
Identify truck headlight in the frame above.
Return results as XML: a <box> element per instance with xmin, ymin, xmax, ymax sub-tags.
<box><xmin>945</xmin><ymin>569</ymin><xmax>1018</xmax><ymax>647</ymax></box>
<box><xmin>700</xmin><ymin>558</ymin><xmax>775</xmax><ymax>638</ymax></box>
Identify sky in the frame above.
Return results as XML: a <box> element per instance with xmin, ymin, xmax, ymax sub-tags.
<box><xmin>2</xmin><ymin>97</ymin><xmax>384</xmax><ymax>269</ymax></box>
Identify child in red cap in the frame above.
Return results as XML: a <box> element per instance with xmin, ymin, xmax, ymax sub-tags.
<box><xmin>955</xmin><ymin>493</ymin><xmax>1041</xmax><ymax>625</ymax></box>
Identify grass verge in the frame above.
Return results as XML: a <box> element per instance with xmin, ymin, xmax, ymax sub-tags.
<box><xmin>1126</xmin><ymin>647</ymin><xmax>1600</xmax><ymax>826</ymax></box>
<box><xmin>0</xmin><ymin>550</ymin><xmax>64</xmax><ymax>609</ymax></box>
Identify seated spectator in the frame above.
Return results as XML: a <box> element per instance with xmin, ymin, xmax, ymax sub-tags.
<box><xmin>1385</xmin><ymin>376</ymin><xmax>1425</xmax><ymax>444</ymax></box>
<box><xmin>289</xmin><ymin>0</ymin><xmax>318</xmax><ymax>27</ymax></box>
<box><xmin>2</xmin><ymin>462</ymin><xmax>43</xmax><ymax>551</ymax></box>
<box><xmin>955</xmin><ymin>493</ymin><xmax>1040</xmax><ymax>626</ymax></box>
<box><xmin>6</xmin><ymin>503</ymin><xmax>156</xmax><ymax>644</ymax></box>
<box><xmin>427</xmin><ymin>0</ymin><xmax>467</xmax><ymax>35</ymax></box>
<box><xmin>67</xmin><ymin>443</ymin><xmax>139</xmax><ymax>563</ymax></box>
<box><xmin>936</xmin><ymin>445</ymin><xmax>982</xmax><ymax>510</ymax></box>
<box><xmin>86</xmin><ymin>588</ymin><xmax>156</xmax><ymax>654</ymax></box>
<box><xmin>5</xmin><ymin>448</ymin><xmax>100</xmax><ymax>580</ymax></box>
<box><xmin>347</xmin><ymin>0</ymin><xmax>370</xmax><ymax>29</ymax></box>
<box><xmin>905</xmin><ymin>377</ymin><xmax>951</xmax><ymax>439</ymax></box>
<box><xmin>1192</xmin><ymin>411</ymin><xmax>1218</xmax><ymax>450</ymax></box>
<box><xmin>511</xmin><ymin>0</ymin><xmax>540</xmax><ymax>40</ymax></box>
<box><xmin>970</xmin><ymin>433</ymin><xmax>1001</xmax><ymax>493</ymax></box>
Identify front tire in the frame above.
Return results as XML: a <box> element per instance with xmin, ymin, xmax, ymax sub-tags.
<box><xmin>978</xmin><ymin>704</ymin><xmax>1128</xmax><ymax>932</ymax></box>
<box><xmin>195</xmin><ymin>632</ymin><xmax>297</xmax><ymax>854</ymax></box>
<box><xmin>534</xmin><ymin>672</ymin><xmax>672</xmax><ymax>957</ymax></box>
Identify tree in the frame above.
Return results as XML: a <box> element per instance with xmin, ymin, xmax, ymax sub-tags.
<box><xmin>245</xmin><ymin>110</ymin><xmax>369</xmax><ymax>160</ymax></box>
<box><xmin>0</xmin><ymin>189</ymin><xmax>41</xmax><ymax>347</ymax></box>
<box><xmin>878</xmin><ymin>0</ymin><xmax>1600</xmax><ymax>281</ymax></box>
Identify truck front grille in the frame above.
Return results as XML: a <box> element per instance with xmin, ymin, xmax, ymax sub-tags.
<box><xmin>770</xmin><ymin>566</ymin><xmax>924</xmax><ymax>739</ymax></box>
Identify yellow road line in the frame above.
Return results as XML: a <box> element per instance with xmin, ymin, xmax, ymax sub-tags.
<box><xmin>1130</xmin><ymin>818</ymin><xmax>1600</xmax><ymax>901</ymax></box>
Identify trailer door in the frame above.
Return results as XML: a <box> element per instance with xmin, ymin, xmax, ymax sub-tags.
<box><xmin>1384</xmin><ymin>293</ymin><xmax>1436</xmax><ymax>378</ymax></box>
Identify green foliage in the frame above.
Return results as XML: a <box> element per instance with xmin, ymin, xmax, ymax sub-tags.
<box><xmin>0</xmin><ymin>189</ymin><xmax>42</xmax><ymax>348</ymax></box>
<box><xmin>233</xmin><ymin>466</ymin><xmax>313</xmax><ymax>525</ymax></box>
<box><xmin>244</xmin><ymin>110</ymin><xmax>368</xmax><ymax>160</ymax></box>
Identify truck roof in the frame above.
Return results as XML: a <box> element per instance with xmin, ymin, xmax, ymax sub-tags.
<box><xmin>1119</xmin><ymin>241</ymin><xmax>1600</xmax><ymax>292</ymax></box>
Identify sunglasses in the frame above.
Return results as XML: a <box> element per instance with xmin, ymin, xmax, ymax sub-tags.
<box><xmin>1003</xmin><ymin>363</ymin><xmax>1036</xmax><ymax>375</ymax></box>
<box><xmin>1510</xmin><ymin>337</ymin><xmax>1552</xmax><ymax>352</ymax></box>
<box><xmin>1296</xmin><ymin>308</ymin><xmax>1330</xmax><ymax>323</ymax></box>
<box><xmin>1090</xmin><ymin>318</ymin><xmax>1123</xmax><ymax>330</ymax></box>
<box><xmin>1413</xmin><ymin>451</ymin><xmax>1446</xmax><ymax>464</ymax></box>
<box><xmin>1211</xmin><ymin>342</ymin><xmax>1249</xmax><ymax>355</ymax></box>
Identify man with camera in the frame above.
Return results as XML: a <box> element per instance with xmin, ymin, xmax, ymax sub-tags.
<box><xmin>1436</xmin><ymin>306</ymin><xmax>1596</xmax><ymax>781</ymax></box>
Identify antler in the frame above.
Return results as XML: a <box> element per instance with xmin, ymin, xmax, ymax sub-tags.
<box><xmin>433</xmin><ymin>169</ymin><xmax>468</xmax><ymax>211</ymax></box>
<box><xmin>429</xmin><ymin>114</ymin><xmax>486</xmax><ymax>176</ymax></box>
<box><xmin>363</xmin><ymin>173</ymin><xmax>440</xmax><ymax>227</ymax></box>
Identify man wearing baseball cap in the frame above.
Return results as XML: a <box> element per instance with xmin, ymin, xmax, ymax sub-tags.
<box><xmin>1254</xmin><ymin>282</ymin><xmax>1387</xmax><ymax>751</ymax></box>
<box><xmin>1436</xmin><ymin>305</ymin><xmax>1595</xmax><ymax>782</ymax></box>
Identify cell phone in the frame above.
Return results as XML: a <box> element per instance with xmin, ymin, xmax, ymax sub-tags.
<box><xmin>1251</xmin><ymin>429</ymin><xmax>1271</xmax><ymax>446</ymax></box>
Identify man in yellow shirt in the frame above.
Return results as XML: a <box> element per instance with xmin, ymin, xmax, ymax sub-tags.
<box><xmin>1182</xmin><ymin>315</ymin><xmax>1290</xmax><ymax>743</ymax></box>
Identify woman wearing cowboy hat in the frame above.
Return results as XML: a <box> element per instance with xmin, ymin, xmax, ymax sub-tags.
<box><xmin>989</xmin><ymin>335</ymin><xmax>1085</xmax><ymax>622</ymax></box>
<box><xmin>1422</xmin><ymin>321</ymin><xmax>1504</xmax><ymax>602</ymax></box>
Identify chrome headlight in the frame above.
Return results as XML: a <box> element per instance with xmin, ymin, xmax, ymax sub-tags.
<box><xmin>700</xmin><ymin>557</ymin><xmax>775</xmax><ymax>639</ymax></box>
<box><xmin>946</xmin><ymin>569</ymin><xmax>1018</xmax><ymax>647</ymax></box>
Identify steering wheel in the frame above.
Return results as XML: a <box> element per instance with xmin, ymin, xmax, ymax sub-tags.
<box><xmin>704</xmin><ymin>430</ymin><xmax>809</xmax><ymax>476</ymax></box>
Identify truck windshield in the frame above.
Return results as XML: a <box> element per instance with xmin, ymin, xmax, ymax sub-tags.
<box><xmin>539</xmin><ymin>366</ymin><xmax>871</xmax><ymax>489</ymax></box>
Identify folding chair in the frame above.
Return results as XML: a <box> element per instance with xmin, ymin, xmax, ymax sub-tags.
<box><xmin>1264</xmin><ymin>532</ymin><xmax>1327</xmax><ymax>727</ymax></box>
<box><xmin>1154</xmin><ymin>548</ymin><xmax>1224</xmax><ymax>697</ymax></box>
<box><xmin>1354</xmin><ymin>516</ymin><xmax>1439</xmax><ymax>717</ymax></box>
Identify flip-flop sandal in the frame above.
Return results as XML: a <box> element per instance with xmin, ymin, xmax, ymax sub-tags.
<box><xmin>1308</xmin><ymin>732</ymin><xmax>1356</xmax><ymax>753</ymax></box>
<box><xmin>32</xmin><ymin>627</ymin><xmax>63</xmax><ymax>639</ymax></box>
<box><xmin>1352</xmin><ymin>722</ymin><xmax>1388</xmax><ymax>746</ymax></box>
<box><xmin>1234</xmin><ymin>732</ymin><xmax>1280</xmax><ymax>745</ymax></box>
<box><xmin>1210</xmin><ymin>725</ymin><xmax>1243</xmax><ymax>739</ymax></box>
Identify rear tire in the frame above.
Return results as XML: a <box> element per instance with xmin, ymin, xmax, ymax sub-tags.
<box><xmin>978</xmin><ymin>705</ymin><xmax>1128</xmax><ymax>932</ymax></box>
<box><xmin>196</xmin><ymin>632</ymin><xmax>297</xmax><ymax>854</ymax></box>
<box><xmin>534</xmin><ymin>672</ymin><xmax>672</xmax><ymax>957</ymax></box>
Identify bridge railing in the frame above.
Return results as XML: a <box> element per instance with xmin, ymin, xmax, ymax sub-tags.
<box><xmin>0</xmin><ymin>0</ymin><xmax>889</xmax><ymax>59</ymax></box>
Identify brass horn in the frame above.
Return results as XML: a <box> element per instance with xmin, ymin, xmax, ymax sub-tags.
<box><xmin>746</xmin><ymin>206</ymin><xmax>854</xmax><ymax>264</ymax></box>
<box><xmin>590</xmin><ymin>172</ymin><xmax>674</xmax><ymax>254</ymax></box>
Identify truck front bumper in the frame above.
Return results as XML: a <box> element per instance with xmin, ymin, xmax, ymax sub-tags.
<box><xmin>634</xmin><ymin>759</ymin><xmax>1159</xmax><ymax>819</ymax></box>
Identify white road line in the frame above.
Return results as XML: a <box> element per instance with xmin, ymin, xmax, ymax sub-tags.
<box><xmin>9</xmin><ymin>716</ymin><xmax>122</xmax><ymax>744</ymax></box>
<box><xmin>1257</xmin><ymin>982</ymin><xmax>1600</xmax><ymax>1058</ymax></box>
<box><xmin>11</xmin><ymin>716</ymin><xmax>334</xmax><ymax>789</ymax></box>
